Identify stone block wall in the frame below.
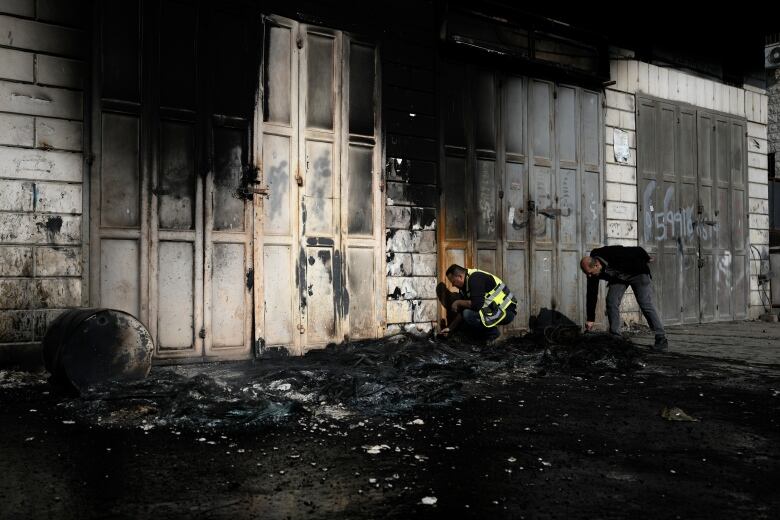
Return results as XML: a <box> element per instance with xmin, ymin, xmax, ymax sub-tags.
<box><xmin>0</xmin><ymin>0</ymin><xmax>88</xmax><ymax>365</ymax></box>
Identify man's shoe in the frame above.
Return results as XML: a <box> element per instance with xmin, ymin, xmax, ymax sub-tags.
<box><xmin>483</xmin><ymin>330</ymin><xmax>500</xmax><ymax>346</ymax></box>
<box><xmin>652</xmin><ymin>335</ymin><xmax>668</xmax><ymax>351</ymax></box>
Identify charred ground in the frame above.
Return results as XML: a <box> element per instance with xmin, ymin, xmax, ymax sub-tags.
<box><xmin>0</xmin><ymin>323</ymin><xmax>778</xmax><ymax>519</ymax></box>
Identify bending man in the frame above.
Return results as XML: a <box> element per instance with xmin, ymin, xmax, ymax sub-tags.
<box><xmin>580</xmin><ymin>245</ymin><xmax>668</xmax><ymax>351</ymax></box>
<box><xmin>437</xmin><ymin>264</ymin><xmax>517</xmax><ymax>341</ymax></box>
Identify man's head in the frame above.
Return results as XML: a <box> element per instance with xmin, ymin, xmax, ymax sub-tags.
<box><xmin>445</xmin><ymin>264</ymin><xmax>467</xmax><ymax>289</ymax></box>
<box><xmin>579</xmin><ymin>256</ymin><xmax>602</xmax><ymax>277</ymax></box>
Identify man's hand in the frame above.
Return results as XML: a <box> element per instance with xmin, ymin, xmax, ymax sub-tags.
<box><xmin>584</xmin><ymin>321</ymin><xmax>595</xmax><ymax>332</ymax></box>
<box><xmin>439</xmin><ymin>327</ymin><xmax>450</xmax><ymax>337</ymax></box>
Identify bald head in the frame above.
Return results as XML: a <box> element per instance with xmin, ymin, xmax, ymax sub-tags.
<box><xmin>580</xmin><ymin>256</ymin><xmax>602</xmax><ymax>277</ymax></box>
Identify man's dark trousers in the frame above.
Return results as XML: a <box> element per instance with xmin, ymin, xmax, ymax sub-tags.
<box><xmin>605</xmin><ymin>273</ymin><xmax>664</xmax><ymax>336</ymax></box>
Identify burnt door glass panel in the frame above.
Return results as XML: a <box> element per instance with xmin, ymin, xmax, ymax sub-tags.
<box><xmin>731</xmin><ymin>123</ymin><xmax>743</xmax><ymax>185</ymax></box>
<box><xmin>474</xmin><ymin>71</ymin><xmax>495</xmax><ymax>150</ymax></box>
<box><xmin>305</xmin><ymin>140</ymin><xmax>334</xmax><ymax>235</ymax></box>
<box><xmin>476</xmin><ymin>160</ymin><xmax>496</xmax><ymax>240</ymax></box>
<box><xmin>307</xmin><ymin>34</ymin><xmax>334</xmax><ymax>130</ymax></box>
<box><xmin>716</xmin><ymin>120</ymin><xmax>729</xmax><ymax>184</ymax></box>
<box><xmin>267</xmin><ymin>26</ymin><xmax>292</xmax><ymax>124</ymax></box>
<box><xmin>557</xmin><ymin>87</ymin><xmax>576</xmax><ymax>163</ymax></box>
<box><xmin>101</xmin><ymin>113</ymin><xmax>140</xmax><ymax>227</ymax></box>
<box><xmin>444</xmin><ymin>157</ymin><xmax>466</xmax><ymax>239</ymax></box>
<box><xmin>349</xmin><ymin>43</ymin><xmax>375</xmax><ymax>136</ymax></box>
<box><xmin>213</xmin><ymin>127</ymin><xmax>246</xmax><ymax>231</ymax></box>
<box><xmin>159</xmin><ymin>121</ymin><xmax>196</xmax><ymax>229</ymax></box>
<box><xmin>504</xmin><ymin>77</ymin><xmax>524</xmax><ymax>155</ymax></box>
<box><xmin>159</xmin><ymin>0</ymin><xmax>197</xmax><ymax>109</ymax></box>
<box><xmin>531</xmin><ymin>82</ymin><xmax>551</xmax><ymax>158</ymax></box>
<box><xmin>102</xmin><ymin>0</ymin><xmax>140</xmax><ymax>101</ymax></box>
<box><xmin>347</xmin><ymin>145</ymin><xmax>373</xmax><ymax>235</ymax></box>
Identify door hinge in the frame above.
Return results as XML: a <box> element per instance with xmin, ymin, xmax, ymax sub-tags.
<box><xmin>697</xmin><ymin>258</ymin><xmax>705</xmax><ymax>268</ymax></box>
<box><xmin>199</xmin><ymin>328</ymin><xmax>207</xmax><ymax>339</ymax></box>
<box><xmin>499</xmin><ymin>190</ymin><xmax>504</xmax><ymax>199</ymax></box>
<box><xmin>297</xmin><ymin>323</ymin><xmax>305</xmax><ymax>334</ymax></box>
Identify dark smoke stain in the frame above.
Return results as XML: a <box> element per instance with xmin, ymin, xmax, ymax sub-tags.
<box><xmin>306</xmin><ymin>237</ymin><xmax>334</xmax><ymax>246</ymax></box>
<box><xmin>389</xmin><ymin>287</ymin><xmax>402</xmax><ymax>300</ymax></box>
<box><xmin>307</xmin><ymin>284</ymin><xmax>314</xmax><ymax>296</ymax></box>
<box><xmin>308</xmin><ymin>256</ymin><xmax>315</xmax><ymax>266</ymax></box>
<box><xmin>388</xmin><ymin>157</ymin><xmax>410</xmax><ymax>182</ymax></box>
<box><xmin>317</xmin><ymin>250</ymin><xmax>332</xmax><ymax>283</ymax></box>
<box><xmin>297</xmin><ymin>248</ymin><xmax>307</xmax><ymax>309</ymax></box>
<box><xmin>411</xmin><ymin>208</ymin><xmax>435</xmax><ymax>230</ymax></box>
<box><xmin>254</xmin><ymin>337</ymin><xmax>265</xmax><ymax>357</ymax></box>
<box><xmin>301</xmin><ymin>199</ymin><xmax>307</xmax><ymax>235</ymax></box>
<box><xmin>385</xmin><ymin>229</ymin><xmax>397</xmax><ymax>246</ymax></box>
<box><xmin>332</xmin><ymin>250</ymin><xmax>348</xmax><ymax>317</ymax></box>
<box><xmin>39</xmin><ymin>216</ymin><xmax>63</xmax><ymax>234</ymax></box>
<box><xmin>246</xmin><ymin>268</ymin><xmax>254</xmax><ymax>290</ymax></box>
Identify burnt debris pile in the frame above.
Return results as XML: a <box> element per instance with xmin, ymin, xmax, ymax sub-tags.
<box><xmin>62</xmin><ymin>331</ymin><xmax>643</xmax><ymax>430</ymax></box>
<box><xmin>532</xmin><ymin>331</ymin><xmax>643</xmax><ymax>374</ymax></box>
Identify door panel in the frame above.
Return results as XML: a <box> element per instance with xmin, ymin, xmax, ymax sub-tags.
<box><xmin>100</xmin><ymin>239</ymin><xmax>140</xmax><ymax>316</ymax></box>
<box><xmin>347</xmin><ymin>248</ymin><xmax>376</xmax><ymax>337</ymax></box>
<box><xmin>263</xmin><ymin>245</ymin><xmax>295</xmax><ymax>345</ymax></box>
<box><xmin>159</xmin><ymin>122</ymin><xmax>197</xmax><ymax>230</ymax></box>
<box><xmin>158</xmin><ymin>241</ymin><xmax>195</xmax><ymax>349</ymax></box>
<box><xmin>210</xmin><ymin>243</ymin><xmax>247</xmax><ymax>348</ymax></box>
<box><xmin>101</xmin><ymin>114</ymin><xmax>141</xmax><ymax>228</ymax></box>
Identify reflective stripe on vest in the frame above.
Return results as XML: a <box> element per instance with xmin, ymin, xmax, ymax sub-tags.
<box><xmin>465</xmin><ymin>269</ymin><xmax>517</xmax><ymax>328</ymax></box>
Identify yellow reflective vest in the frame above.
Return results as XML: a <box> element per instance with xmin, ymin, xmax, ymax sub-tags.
<box><xmin>464</xmin><ymin>269</ymin><xmax>517</xmax><ymax>327</ymax></box>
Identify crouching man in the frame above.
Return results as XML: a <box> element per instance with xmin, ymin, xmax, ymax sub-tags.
<box><xmin>580</xmin><ymin>245</ymin><xmax>668</xmax><ymax>351</ymax></box>
<box><xmin>437</xmin><ymin>264</ymin><xmax>517</xmax><ymax>342</ymax></box>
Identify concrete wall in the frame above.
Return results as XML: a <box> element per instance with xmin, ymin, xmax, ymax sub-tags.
<box><xmin>604</xmin><ymin>49</ymin><xmax>770</xmax><ymax>322</ymax></box>
<box><xmin>0</xmin><ymin>0</ymin><xmax>88</xmax><ymax>364</ymax></box>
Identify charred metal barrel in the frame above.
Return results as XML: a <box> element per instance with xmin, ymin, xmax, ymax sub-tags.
<box><xmin>43</xmin><ymin>308</ymin><xmax>153</xmax><ymax>393</ymax></box>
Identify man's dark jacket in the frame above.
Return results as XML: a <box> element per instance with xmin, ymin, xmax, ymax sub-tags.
<box><xmin>586</xmin><ymin>246</ymin><xmax>651</xmax><ymax>321</ymax></box>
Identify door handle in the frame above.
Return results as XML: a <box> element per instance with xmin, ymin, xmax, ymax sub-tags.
<box><xmin>537</xmin><ymin>208</ymin><xmax>570</xmax><ymax>219</ymax></box>
<box><xmin>239</xmin><ymin>185</ymin><xmax>270</xmax><ymax>198</ymax></box>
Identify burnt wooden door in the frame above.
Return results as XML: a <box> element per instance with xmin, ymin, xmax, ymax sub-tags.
<box><xmin>440</xmin><ymin>65</ymin><xmax>603</xmax><ymax>329</ymax></box>
<box><xmin>258</xmin><ymin>17</ymin><xmax>383</xmax><ymax>354</ymax></box>
<box><xmin>92</xmin><ymin>1</ymin><xmax>257</xmax><ymax>360</ymax></box>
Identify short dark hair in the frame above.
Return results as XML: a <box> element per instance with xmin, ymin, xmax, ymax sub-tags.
<box><xmin>446</xmin><ymin>264</ymin><xmax>466</xmax><ymax>277</ymax></box>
